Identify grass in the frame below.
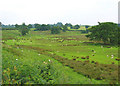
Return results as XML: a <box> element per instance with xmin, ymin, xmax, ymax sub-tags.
<box><xmin>2</xmin><ymin>30</ymin><xmax>119</xmax><ymax>84</ymax></box>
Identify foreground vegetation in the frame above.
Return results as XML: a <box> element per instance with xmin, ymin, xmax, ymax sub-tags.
<box><xmin>2</xmin><ymin>29</ymin><xmax>119</xmax><ymax>84</ymax></box>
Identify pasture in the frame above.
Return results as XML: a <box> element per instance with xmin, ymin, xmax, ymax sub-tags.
<box><xmin>2</xmin><ymin>30</ymin><xmax>119</xmax><ymax>84</ymax></box>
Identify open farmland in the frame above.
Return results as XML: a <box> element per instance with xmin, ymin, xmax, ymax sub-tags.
<box><xmin>1</xmin><ymin>30</ymin><xmax>119</xmax><ymax>84</ymax></box>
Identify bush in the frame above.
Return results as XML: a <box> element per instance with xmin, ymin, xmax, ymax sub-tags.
<box><xmin>51</xmin><ymin>26</ymin><xmax>61</xmax><ymax>34</ymax></box>
<box><xmin>18</xmin><ymin>23</ymin><xmax>29</xmax><ymax>36</ymax></box>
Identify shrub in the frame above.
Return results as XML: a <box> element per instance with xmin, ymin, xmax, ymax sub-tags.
<box><xmin>51</xmin><ymin>26</ymin><xmax>61</xmax><ymax>34</ymax></box>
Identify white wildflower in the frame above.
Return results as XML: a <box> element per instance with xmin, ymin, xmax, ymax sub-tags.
<box><xmin>101</xmin><ymin>46</ymin><xmax>103</xmax><ymax>48</ymax></box>
<box><xmin>38</xmin><ymin>54</ymin><xmax>40</xmax><ymax>56</ymax></box>
<box><xmin>16</xmin><ymin>59</ymin><xmax>18</xmax><ymax>61</ymax></box>
<box><xmin>49</xmin><ymin>59</ymin><xmax>51</xmax><ymax>62</ymax></box>
<box><xmin>111</xmin><ymin>55</ymin><xmax>114</xmax><ymax>57</ymax></box>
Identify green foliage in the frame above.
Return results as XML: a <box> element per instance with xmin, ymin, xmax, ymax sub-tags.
<box><xmin>2</xmin><ymin>28</ymin><xmax>17</xmax><ymax>30</ymax></box>
<box><xmin>65</xmin><ymin>23</ymin><xmax>73</xmax><ymax>29</ymax></box>
<box><xmin>81</xmin><ymin>30</ymin><xmax>88</xmax><ymax>33</ymax></box>
<box><xmin>74</xmin><ymin>24</ymin><xmax>80</xmax><ymax>29</ymax></box>
<box><xmin>85</xmin><ymin>25</ymin><xmax>90</xmax><ymax>28</ymax></box>
<box><xmin>62</xmin><ymin>25</ymin><xmax>68</xmax><ymax>32</ymax></box>
<box><xmin>51</xmin><ymin>26</ymin><xmax>61</xmax><ymax>34</ymax></box>
<box><xmin>34</xmin><ymin>24</ymin><xmax>51</xmax><ymax>31</ymax></box>
<box><xmin>19</xmin><ymin>23</ymin><xmax>29</xmax><ymax>36</ymax></box>
<box><xmin>86</xmin><ymin>22</ymin><xmax>119</xmax><ymax>45</ymax></box>
<box><xmin>27</xmin><ymin>24</ymin><xmax>33</xmax><ymax>29</ymax></box>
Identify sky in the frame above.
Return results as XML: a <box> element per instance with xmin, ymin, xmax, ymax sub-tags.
<box><xmin>0</xmin><ymin>0</ymin><xmax>119</xmax><ymax>25</ymax></box>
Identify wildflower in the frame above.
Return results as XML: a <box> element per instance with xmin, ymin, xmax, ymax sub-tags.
<box><xmin>16</xmin><ymin>59</ymin><xmax>18</xmax><ymax>61</ymax></box>
<box><xmin>38</xmin><ymin>54</ymin><xmax>41</xmax><ymax>55</ymax></box>
<box><xmin>49</xmin><ymin>59</ymin><xmax>51</xmax><ymax>62</ymax></box>
<box><xmin>101</xmin><ymin>46</ymin><xmax>103</xmax><ymax>48</ymax></box>
<box><xmin>107</xmin><ymin>55</ymin><xmax>109</xmax><ymax>57</ymax></box>
<box><xmin>111</xmin><ymin>55</ymin><xmax>114</xmax><ymax>57</ymax></box>
<box><xmin>43</xmin><ymin>61</ymin><xmax>47</xmax><ymax>64</ymax></box>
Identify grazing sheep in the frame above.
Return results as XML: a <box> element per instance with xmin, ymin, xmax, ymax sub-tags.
<box><xmin>81</xmin><ymin>57</ymin><xmax>85</xmax><ymax>59</ymax></box>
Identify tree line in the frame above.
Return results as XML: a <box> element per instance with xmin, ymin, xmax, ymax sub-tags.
<box><xmin>1</xmin><ymin>21</ymin><xmax>119</xmax><ymax>45</ymax></box>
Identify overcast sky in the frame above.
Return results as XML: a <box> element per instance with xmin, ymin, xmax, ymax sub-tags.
<box><xmin>0</xmin><ymin>0</ymin><xmax>119</xmax><ymax>25</ymax></box>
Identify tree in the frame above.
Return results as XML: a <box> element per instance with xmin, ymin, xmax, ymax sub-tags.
<box><xmin>65</xmin><ymin>23</ymin><xmax>73</xmax><ymax>29</ymax></box>
<box><xmin>62</xmin><ymin>25</ymin><xmax>68</xmax><ymax>32</ymax></box>
<box><xmin>51</xmin><ymin>26</ymin><xmax>61</xmax><ymax>34</ymax></box>
<box><xmin>86</xmin><ymin>22</ymin><xmax>119</xmax><ymax>45</ymax></box>
<box><xmin>15</xmin><ymin>24</ymin><xmax>20</xmax><ymax>29</ymax></box>
<box><xmin>56</xmin><ymin>22</ymin><xmax>63</xmax><ymax>27</ymax></box>
<box><xmin>85</xmin><ymin>25</ymin><xmax>90</xmax><ymax>28</ymax></box>
<box><xmin>74</xmin><ymin>24</ymin><xmax>80</xmax><ymax>29</ymax></box>
<box><xmin>28</xmin><ymin>24</ymin><xmax>33</xmax><ymax>29</ymax></box>
<box><xmin>34</xmin><ymin>23</ymin><xmax>40</xmax><ymax>29</ymax></box>
<box><xmin>19</xmin><ymin>23</ymin><xmax>29</xmax><ymax>36</ymax></box>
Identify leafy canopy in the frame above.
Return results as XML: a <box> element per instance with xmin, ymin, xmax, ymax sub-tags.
<box><xmin>86</xmin><ymin>22</ymin><xmax>119</xmax><ymax>45</ymax></box>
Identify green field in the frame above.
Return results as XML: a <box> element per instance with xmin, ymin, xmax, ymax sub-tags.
<box><xmin>2</xmin><ymin>30</ymin><xmax>119</xmax><ymax>84</ymax></box>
